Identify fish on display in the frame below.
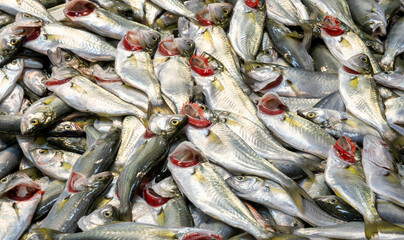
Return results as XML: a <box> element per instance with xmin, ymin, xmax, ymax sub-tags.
<box><xmin>0</xmin><ymin>0</ymin><xmax>403</xmax><ymax>239</ymax></box>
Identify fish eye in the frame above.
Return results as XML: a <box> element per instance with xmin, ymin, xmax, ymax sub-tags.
<box><xmin>236</xmin><ymin>176</ymin><xmax>244</xmax><ymax>181</ymax></box>
<box><xmin>223</xmin><ymin>8</ymin><xmax>229</xmax><ymax>14</ymax></box>
<box><xmin>97</xmin><ymin>176</ymin><xmax>105</xmax><ymax>180</ymax></box>
<box><xmin>170</xmin><ymin>119</ymin><xmax>180</xmax><ymax>125</ymax></box>
<box><xmin>382</xmin><ymin>170</ymin><xmax>389</xmax><ymax>176</ymax></box>
<box><xmin>254</xmin><ymin>64</ymin><xmax>261</xmax><ymax>69</ymax></box>
<box><xmin>38</xmin><ymin>149</ymin><xmax>48</xmax><ymax>154</ymax></box>
<box><xmin>152</xmin><ymin>36</ymin><xmax>158</xmax><ymax>41</ymax></box>
<box><xmin>328</xmin><ymin>198</ymin><xmax>337</xmax><ymax>204</ymax></box>
<box><xmin>11</xmin><ymin>59</ymin><xmax>17</xmax><ymax>65</ymax></box>
<box><xmin>0</xmin><ymin>177</ymin><xmax>7</xmax><ymax>183</ymax></box>
<box><xmin>65</xmin><ymin>125</ymin><xmax>72</xmax><ymax>130</ymax></box>
<box><xmin>360</xmin><ymin>55</ymin><xmax>368</xmax><ymax>63</ymax></box>
<box><xmin>24</xmin><ymin>13</ymin><xmax>32</xmax><ymax>18</ymax></box>
<box><xmin>30</xmin><ymin>119</ymin><xmax>39</xmax><ymax>125</ymax></box>
<box><xmin>186</xmin><ymin>41</ymin><xmax>193</xmax><ymax>47</ymax></box>
<box><xmin>103</xmin><ymin>211</ymin><xmax>112</xmax><ymax>217</ymax></box>
<box><xmin>307</xmin><ymin>112</ymin><xmax>316</xmax><ymax>118</ymax></box>
<box><xmin>200</xmin><ymin>105</ymin><xmax>206</xmax><ymax>111</ymax></box>
<box><xmin>10</xmin><ymin>39</ymin><xmax>18</xmax><ymax>45</ymax></box>
<box><xmin>292</xmin><ymin>221</ymin><xmax>300</xmax><ymax>227</ymax></box>
<box><xmin>64</xmin><ymin>54</ymin><xmax>72</xmax><ymax>62</ymax></box>
<box><xmin>263</xmin><ymin>50</ymin><xmax>270</xmax><ymax>54</ymax></box>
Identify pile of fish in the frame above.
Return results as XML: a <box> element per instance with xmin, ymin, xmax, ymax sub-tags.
<box><xmin>0</xmin><ymin>0</ymin><xmax>403</xmax><ymax>238</ymax></box>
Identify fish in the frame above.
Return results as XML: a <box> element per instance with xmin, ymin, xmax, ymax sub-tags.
<box><xmin>0</xmin><ymin>31</ymin><xmax>25</xmax><ymax>68</ymax></box>
<box><xmin>339</xmin><ymin>68</ymin><xmax>396</xmax><ymax>141</ymax></box>
<box><xmin>228</xmin><ymin>0</ymin><xmax>265</xmax><ymax>61</ymax></box>
<box><xmin>34</xmin><ymin>179</ymin><xmax>66</xmax><ymax>220</ymax></box>
<box><xmin>0</xmin><ymin>84</ymin><xmax>24</xmax><ymax>115</ymax></box>
<box><xmin>77</xmin><ymin>204</ymin><xmax>119</xmax><ymax>231</ymax></box>
<box><xmin>0</xmin><ymin>0</ymin><xmax>57</xmax><ymax>22</ymax></box>
<box><xmin>314</xmin><ymin>195</ymin><xmax>364</xmax><ymax>221</ymax></box>
<box><xmin>168</xmin><ymin>142</ymin><xmax>273</xmax><ymax>239</ymax></box>
<box><xmin>22</xmin><ymin>69</ymin><xmax>47</xmax><ymax>97</ymax></box>
<box><xmin>380</xmin><ymin>17</ymin><xmax>404</xmax><ymax>71</ymax></box>
<box><xmin>373</xmin><ymin>71</ymin><xmax>404</xmax><ymax>91</ymax></box>
<box><xmin>265</xmin><ymin>0</ymin><xmax>309</xmax><ymax>26</ymax></box>
<box><xmin>0</xmin><ymin>171</ymin><xmax>42</xmax><ymax>240</ymax></box>
<box><xmin>45</xmin><ymin>66</ymin><xmax>147</xmax><ymax>118</ymax></box>
<box><xmin>257</xmin><ymin>93</ymin><xmax>335</xmax><ymax>158</ymax></box>
<box><xmin>0</xmin><ymin>144</ymin><xmax>22</xmax><ymax>179</ymax></box>
<box><xmin>0</xmin><ymin>59</ymin><xmax>24</xmax><ymax>102</ymax></box>
<box><xmin>297</xmin><ymin>108</ymin><xmax>381</xmax><ymax>144</ymax></box>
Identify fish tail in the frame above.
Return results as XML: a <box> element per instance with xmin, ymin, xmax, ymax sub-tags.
<box><xmin>365</xmin><ymin>218</ymin><xmax>404</xmax><ymax>240</ymax></box>
<box><xmin>295</xmin><ymin>157</ymin><xmax>324</xmax><ymax>180</ymax></box>
<box><xmin>380</xmin><ymin>56</ymin><xmax>394</xmax><ymax>71</ymax></box>
<box><xmin>381</xmin><ymin>126</ymin><xmax>397</xmax><ymax>142</ymax></box>
<box><xmin>283</xmin><ymin>178</ymin><xmax>315</xmax><ymax>212</ymax></box>
<box><xmin>119</xmin><ymin>201</ymin><xmax>132</xmax><ymax>221</ymax></box>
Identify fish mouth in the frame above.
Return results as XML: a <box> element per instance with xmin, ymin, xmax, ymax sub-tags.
<box><xmin>342</xmin><ymin>65</ymin><xmax>361</xmax><ymax>75</ymax></box>
<box><xmin>93</xmin><ymin>65</ymin><xmax>122</xmax><ymax>83</ymax></box>
<box><xmin>13</xmin><ymin>26</ymin><xmax>41</xmax><ymax>42</ymax></box>
<box><xmin>142</xmin><ymin>184</ymin><xmax>171</xmax><ymax>207</ymax></box>
<box><xmin>122</xmin><ymin>30</ymin><xmax>143</xmax><ymax>51</ymax></box>
<box><xmin>180</xmin><ymin>232</ymin><xmax>222</xmax><ymax>240</ymax></box>
<box><xmin>43</xmin><ymin>77</ymin><xmax>72</xmax><ymax>86</ymax></box>
<box><xmin>190</xmin><ymin>55</ymin><xmax>214</xmax><ymax>76</ymax></box>
<box><xmin>258</xmin><ymin>75</ymin><xmax>283</xmax><ymax>93</ymax></box>
<box><xmin>169</xmin><ymin>142</ymin><xmax>202</xmax><ymax>168</ymax></box>
<box><xmin>3</xmin><ymin>175</ymin><xmax>41</xmax><ymax>201</ymax></box>
<box><xmin>64</xmin><ymin>0</ymin><xmax>96</xmax><ymax>18</ymax></box>
<box><xmin>181</xmin><ymin>103</ymin><xmax>212</xmax><ymax>127</ymax></box>
<box><xmin>67</xmin><ymin>171</ymin><xmax>87</xmax><ymax>193</ymax></box>
<box><xmin>258</xmin><ymin>93</ymin><xmax>286</xmax><ymax>115</ymax></box>
<box><xmin>158</xmin><ymin>38</ymin><xmax>180</xmax><ymax>56</ymax></box>
<box><xmin>321</xmin><ymin>16</ymin><xmax>344</xmax><ymax>36</ymax></box>
<box><xmin>369</xmin><ymin>22</ymin><xmax>386</xmax><ymax>37</ymax></box>
<box><xmin>334</xmin><ymin>137</ymin><xmax>356</xmax><ymax>163</ymax></box>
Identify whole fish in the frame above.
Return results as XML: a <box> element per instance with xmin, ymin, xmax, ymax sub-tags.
<box><xmin>168</xmin><ymin>142</ymin><xmax>272</xmax><ymax>239</ymax></box>
<box><xmin>243</xmin><ymin>61</ymin><xmax>339</xmax><ymax>97</ymax></box>
<box><xmin>346</xmin><ymin>0</ymin><xmax>387</xmax><ymax>37</ymax></box>
<box><xmin>45</xmin><ymin>66</ymin><xmax>147</xmax><ymax>118</ymax></box>
<box><xmin>362</xmin><ymin>135</ymin><xmax>404</xmax><ymax>208</ymax></box>
<box><xmin>0</xmin><ymin>59</ymin><xmax>24</xmax><ymax>102</ymax></box>
<box><xmin>27</xmin><ymin>222</ymin><xmax>222</xmax><ymax>240</ymax></box>
<box><xmin>228</xmin><ymin>0</ymin><xmax>265</xmax><ymax>60</ymax></box>
<box><xmin>153</xmin><ymin>37</ymin><xmax>194</xmax><ymax>113</ymax></box>
<box><xmin>14</xmin><ymin>13</ymin><xmax>116</xmax><ymax>62</ymax></box>
<box><xmin>63</xmin><ymin>0</ymin><xmax>157</xmax><ymax>39</ymax></box>
<box><xmin>297</xmin><ymin>108</ymin><xmax>381</xmax><ymax>144</ymax></box>
<box><xmin>21</xmin><ymin>95</ymin><xmax>73</xmax><ymax>135</ymax></box>
<box><xmin>115</xmin><ymin>29</ymin><xmax>173</xmax><ymax>115</ymax></box>
<box><xmin>339</xmin><ymin>68</ymin><xmax>395</xmax><ymax>141</ymax></box>
<box><xmin>0</xmin><ymin>171</ymin><xmax>42</xmax><ymax>240</ymax></box>
<box><xmin>257</xmin><ymin>93</ymin><xmax>335</xmax><ymax>158</ymax></box>
<box><xmin>380</xmin><ymin>17</ymin><xmax>404</xmax><ymax>71</ymax></box>
<box><xmin>183</xmin><ymin>104</ymin><xmax>312</xmax><ymax>213</ymax></box>
<box><xmin>226</xmin><ymin>175</ymin><xmax>344</xmax><ymax>226</ymax></box>
<box><xmin>38</xmin><ymin>171</ymin><xmax>113</xmax><ymax>232</ymax></box>
<box><xmin>116</xmin><ymin>114</ymin><xmax>187</xmax><ymax>221</ymax></box>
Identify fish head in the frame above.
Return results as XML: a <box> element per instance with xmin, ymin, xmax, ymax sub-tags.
<box><xmin>0</xmin><ymin>172</ymin><xmax>41</xmax><ymax>202</ymax></box>
<box><xmin>21</xmin><ymin>107</ymin><xmax>54</xmax><ymax>135</ymax></box>
<box><xmin>139</xmin><ymin>29</ymin><xmax>161</xmax><ymax>54</ymax></box>
<box><xmin>48</xmin><ymin>121</ymin><xmax>84</xmax><ymax>135</ymax></box>
<box><xmin>174</xmin><ymin>38</ymin><xmax>195</xmax><ymax>58</ymax></box>
<box><xmin>181</xmin><ymin>102</ymin><xmax>212</xmax><ymax>128</ymax></box>
<box><xmin>190</xmin><ymin>52</ymin><xmax>223</xmax><ymax>77</ymax></box>
<box><xmin>4</xmin><ymin>58</ymin><xmax>24</xmax><ymax>73</ymax></box>
<box><xmin>44</xmin><ymin>66</ymin><xmax>80</xmax><ymax>87</ymax></box>
<box><xmin>225</xmin><ymin>176</ymin><xmax>262</xmax><ymax>195</ymax></box>
<box><xmin>86</xmin><ymin>171</ymin><xmax>113</xmax><ymax>190</ymax></box>
<box><xmin>206</xmin><ymin>3</ymin><xmax>233</xmax><ymax>27</ymax></box>
<box><xmin>47</xmin><ymin>48</ymin><xmax>83</xmax><ymax>70</ymax></box>
<box><xmin>157</xmin><ymin>36</ymin><xmax>181</xmax><ymax>56</ymax></box>
<box><xmin>366</xmin><ymin>19</ymin><xmax>387</xmax><ymax>37</ymax></box>
<box><xmin>119</xmin><ymin>29</ymin><xmax>160</xmax><ymax>54</ymax></box>
<box><xmin>153</xmin><ymin>12</ymin><xmax>179</xmax><ymax>31</ymax></box>
<box><xmin>362</xmin><ymin>135</ymin><xmax>398</xmax><ymax>179</ymax></box>
<box><xmin>258</xmin><ymin>93</ymin><xmax>288</xmax><ymax>116</ymax></box>
<box><xmin>12</xmin><ymin>13</ymin><xmax>43</xmax><ymax>43</ymax></box>
<box><xmin>92</xmin><ymin>64</ymin><xmax>121</xmax><ymax>83</ymax></box>
<box><xmin>29</xmin><ymin>148</ymin><xmax>59</xmax><ymax>167</ymax></box>
<box><xmin>0</xmin><ymin>33</ymin><xmax>24</xmax><ymax>52</ymax></box>
<box><xmin>78</xmin><ymin>204</ymin><xmax>118</xmax><ymax>231</ymax></box>
<box><xmin>297</xmin><ymin>108</ymin><xmax>331</xmax><ymax>126</ymax></box>
<box><xmin>147</xmin><ymin>114</ymin><xmax>188</xmax><ymax>138</ymax></box>
<box><xmin>333</xmin><ymin>137</ymin><xmax>356</xmax><ymax>163</ymax></box>
<box><xmin>64</xmin><ymin>0</ymin><xmax>97</xmax><ymax>19</ymax></box>
<box><xmin>243</xmin><ymin>61</ymin><xmax>282</xmax><ymax>92</ymax></box>
<box><xmin>169</xmin><ymin>141</ymin><xmax>204</xmax><ymax>168</ymax></box>
<box><xmin>194</xmin><ymin>103</ymin><xmax>218</xmax><ymax>122</ymax></box>
<box><xmin>150</xmin><ymin>176</ymin><xmax>180</xmax><ymax>198</ymax></box>
<box><xmin>346</xmin><ymin>53</ymin><xmax>372</xmax><ymax>74</ymax></box>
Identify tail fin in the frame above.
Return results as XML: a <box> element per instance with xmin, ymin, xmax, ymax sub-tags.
<box><xmin>283</xmin><ymin>179</ymin><xmax>314</xmax><ymax>212</ymax></box>
<box><xmin>365</xmin><ymin>219</ymin><xmax>404</xmax><ymax>240</ymax></box>
<box><xmin>294</xmin><ymin>156</ymin><xmax>324</xmax><ymax>180</ymax></box>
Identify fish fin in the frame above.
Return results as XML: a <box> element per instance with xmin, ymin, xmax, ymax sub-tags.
<box><xmin>285</xmin><ymin>80</ymin><xmax>301</xmax><ymax>97</ymax></box>
<box><xmin>119</xmin><ymin>201</ymin><xmax>133</xmax><ymax>221</ymax></box>
<box><xmin>365</xmin><ymin>219</ymin><xmax>404</xmax><ymax>239</ymax></box>
<box><xmin>44</xmin><ymin>34</ymin><xmax>62</xmax><ymax>42</ymax></box>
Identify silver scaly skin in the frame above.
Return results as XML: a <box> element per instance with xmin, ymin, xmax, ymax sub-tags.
<box><xmin>380</xmin><ymin>17</ymin><xmax>404</xmax><ymax>71</ymax></box>
<box><xmin>265</xmin><ymin>0</ymin><xmax>309</xmax><ymax>26</ymax></box>
<box><xmin>0</xmin><ymin>0</ymin><xmax>57</xmax><ymax>22</ymax></box>
<box><xmin>0</xmin><ymin>59</ymin><xmax>24</xmax><ymax>101</ymax></box>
